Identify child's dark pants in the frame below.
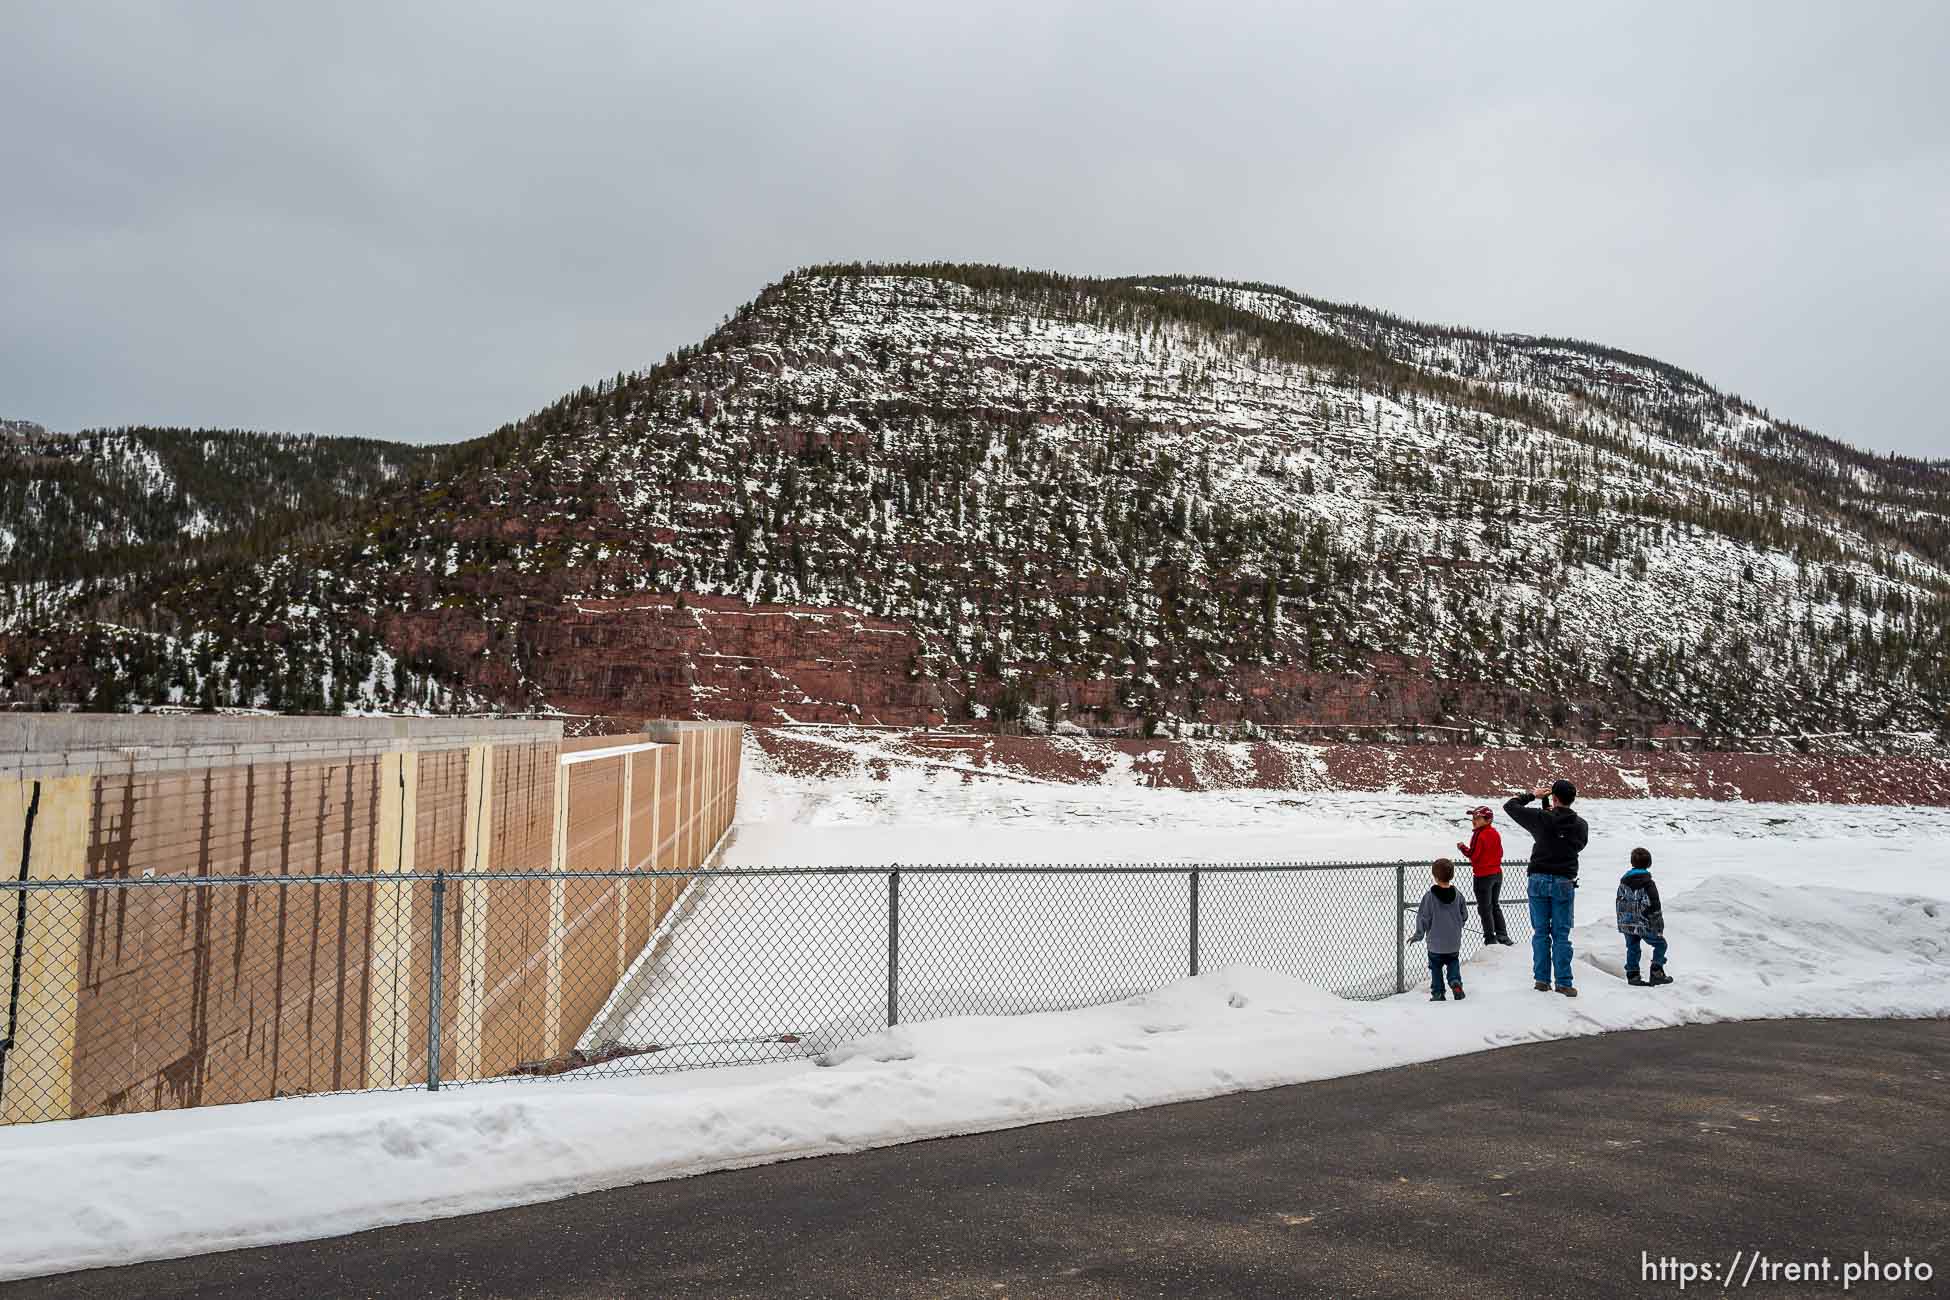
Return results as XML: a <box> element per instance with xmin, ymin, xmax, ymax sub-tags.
<box><xmin>1427</xmin><ymin>951</ymin><xmax>1461</xmax><ymax>996</ymax></box>
<box><xmin>1472</xmin><ymin>871</ymin><xmax>1507</xmax><ymax>941</ymax></box>
<box><xmin>1624</xmin><ymin>932</ymin><xmax>1669</xmax><ymax>974</ymax></box>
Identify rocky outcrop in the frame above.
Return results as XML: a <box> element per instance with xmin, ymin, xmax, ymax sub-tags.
<box><xmin>385</xmin><ymin>595</ymin><xmax>952</xmax><ymax>724</ymax></box>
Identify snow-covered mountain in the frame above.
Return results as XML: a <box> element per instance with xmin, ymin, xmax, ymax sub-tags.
<box><xmin>4</xmin><ymin>266</ymin><xmax>1946</xmax><ymax>745</ymax></box>
<box><xmin>0</xmin><ymin>424</ymin><xmax>437</xmax><ymax>582</ymax></box>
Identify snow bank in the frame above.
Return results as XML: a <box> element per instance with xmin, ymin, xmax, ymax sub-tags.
<box><xmin>3</xmin><ymin>875</ymin><xmax>1945</xmax><ymax>1281</ymax></box>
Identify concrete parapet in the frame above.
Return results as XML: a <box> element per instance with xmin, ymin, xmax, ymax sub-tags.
<box><xmin>1</xmin><ymin>715</ymin><xmax>563</xmax><ymax>780</ymax></box>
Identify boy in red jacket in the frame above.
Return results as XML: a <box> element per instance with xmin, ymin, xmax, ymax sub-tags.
<box><xmin>1457</xmin><ymin>806</ymin><xmax>1512</xmax><ymax>945</ymax></box>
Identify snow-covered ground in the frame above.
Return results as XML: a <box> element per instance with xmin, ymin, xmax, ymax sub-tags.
<box><xmin>2</xmin><ymin>742</ymin><xmax>1946</xmax><ymax>1281</ymax></box>
<box><xmin>592</xmin><ymin>752</ymin><xmax>1948</xmax><ymax>1068</ymax></box>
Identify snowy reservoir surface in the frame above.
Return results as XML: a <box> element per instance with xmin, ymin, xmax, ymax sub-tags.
<box><xmin>3</xmin><ymin>744</ymin><xmax>1947</xmax><ymax>1280</ymax></box>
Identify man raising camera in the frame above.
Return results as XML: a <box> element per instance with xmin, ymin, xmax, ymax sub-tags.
<box><xmin>1504</xmin><ymin>778</ymin><xmax>1589</xmax><ymax>996</ymax></box>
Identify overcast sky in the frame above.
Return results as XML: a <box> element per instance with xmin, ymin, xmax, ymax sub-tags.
<box><xmin>4</xmin><ymin>1</ymin><xmax>1946</xmax><ymax>457</ymax></box>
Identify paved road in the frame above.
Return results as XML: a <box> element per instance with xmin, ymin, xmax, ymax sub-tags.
<box><xmin>12</xmin><ymin>1019</ymin><xmax>1948</xmax><ymax>1299</ymax></box>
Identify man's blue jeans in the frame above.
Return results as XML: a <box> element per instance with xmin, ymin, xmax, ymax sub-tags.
<box><xmin>1528</xmin><ymin>875</ymin><xmax>1576</xmax><ymax>988</ymax></box>
<box><xmin>1624</xmin><ymin>932</ymin><xmax>1669</xmax><ymax>975</ymax></box>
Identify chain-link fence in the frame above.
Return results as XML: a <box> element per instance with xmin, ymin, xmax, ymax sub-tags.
<box><xmin>0</xmin><ymin>860</ymin><xmax>1533</xmax><ymax>1124</ymax></box>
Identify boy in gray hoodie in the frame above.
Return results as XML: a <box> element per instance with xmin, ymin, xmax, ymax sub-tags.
<box><xmin>1409</xmin><ymin>858</ymin><xmax>1471</xmax><ymax>1001</ymax></box>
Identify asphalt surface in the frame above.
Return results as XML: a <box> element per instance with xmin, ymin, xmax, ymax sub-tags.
<box><xmin>10</xmin><ymin>1018</ymin><xmax>1948</xmax><ymax>1300</ymax></box>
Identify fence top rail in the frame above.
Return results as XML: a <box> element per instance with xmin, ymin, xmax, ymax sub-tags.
<box><xmin>5</xmin><ymin>860</ymin><xmax>1536</xmax><ymax>889</ymax></box>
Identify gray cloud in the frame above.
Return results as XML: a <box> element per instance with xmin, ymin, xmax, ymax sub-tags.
<box><xmin>4</xmin><ymin>0</ymin><xmax>1945</xmax><ymax>455</ymax></box>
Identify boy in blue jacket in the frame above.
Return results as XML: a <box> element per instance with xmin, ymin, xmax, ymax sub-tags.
<box><xmin>1616</xmin><ymin>847</ymin><xmax>1672</xmax><ymax>986</ymax></box>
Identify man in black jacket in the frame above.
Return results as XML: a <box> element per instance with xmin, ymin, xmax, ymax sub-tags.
<box><xmin>1505</xmin><ymin>778</ymin><xmax>1589</xmax><ymax>996</ymax></box>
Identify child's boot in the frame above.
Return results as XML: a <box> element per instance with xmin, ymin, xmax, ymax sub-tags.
<box><xmin>1430</xmin><ymin>990</ymin><xmax>1446</xmax><ymax>1001</ymax></box>
<box><xmin>1626</xmin><ymin>971</ymin><xmax>1647</xmax><ymax>986</ymax></box>
<box><xmin>1649</xmin><ymin>966</ymin><xmax>1673</xmax><ymax>986</ymax></box>
<box><xmin>1451</xmin><ymin>984</ymin><xmax>1465</xmax><ymax>1000</ymax></box>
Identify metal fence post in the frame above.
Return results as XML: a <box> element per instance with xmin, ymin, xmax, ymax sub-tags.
<box><xmin>887</xmin><ymin>867</ymin><xmax>900</xmax><ymax>1027</ymax></box>
<box><xmin>426</xmin><ymin>869</ymin><xmax>447</xmax><ymax>1092</ymax></box>
<box><xmin>0</xmin><ymin>781</ymin><xmax>40</xmax><ymax>1103</ymax></box>
<box><xmin>1188</xmin><ymin>868</ymin><xmax>1200</xmax><ymax>977</ymax></box>
<box><xmin>1395</xmin><ymin>861</ymin><xmax>1406</xmax><ymax>995</ymax></box>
